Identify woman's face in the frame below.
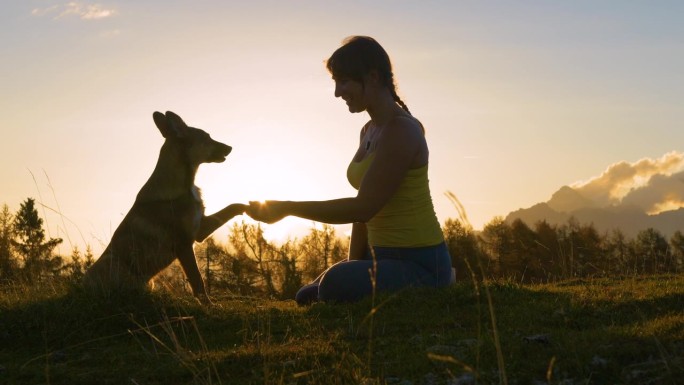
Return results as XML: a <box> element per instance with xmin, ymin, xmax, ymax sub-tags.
<box><xmin>333</xmin><ymin>77</ymin><xmax>366</xmax><ymax>113</ymax></box>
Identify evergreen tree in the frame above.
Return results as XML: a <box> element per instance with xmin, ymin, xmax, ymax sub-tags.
<box><xmin>12</xmin><ymin>198</ymin><xmax>63</xmax><ymax>282</ymax></box>
<box><xmin>64</xmin><ymin>245</ymin><xmax>95</xmax><ymax>281</ymax></box>
<box><xmin>0</xmin><ymin>204</ymin><xmax>18</xmax><ymax>282</ymax></box>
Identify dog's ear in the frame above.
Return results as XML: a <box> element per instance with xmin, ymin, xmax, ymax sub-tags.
<box><xmin>153</xmin><ymin>111</ymin><xmax>187</xmax><ymax>138</ymax></box>
<box><xmin>165</xmin><ymin>111</ymin><xmax>189</xmax><ymax>138</ymax></box>
<box><xmin>153</xmin><ymin>111</ymin><xmax>177</xmax><ymax>138</ymax></box>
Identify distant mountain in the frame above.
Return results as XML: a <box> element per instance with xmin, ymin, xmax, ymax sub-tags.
<box><xmin>547</xmin><ymin>185</ymin><xmax>597</xmax><ymax>212</ymax></box>
<box><xmin>505</xmin><ymin>186</ymin><xmax>684</xmax><ymax>237</ymax></box>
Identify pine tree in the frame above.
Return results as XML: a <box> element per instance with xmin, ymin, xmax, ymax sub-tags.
<box><xmin>64</xmin><ymin>245</ymin><xmax>95</xmax><ymax>281</ymax></box>
<box><xmin>0</xmin><ymin>204</ymin><xmax>18</xmax><ymax>282</ymax></box>
<box><xmin>12</xmin><ymin>198</ymin><xmax>63</xmax><ymax>282</ymax></box>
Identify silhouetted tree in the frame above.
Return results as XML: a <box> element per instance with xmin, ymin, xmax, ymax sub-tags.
<box><xmin>229</xmin><ymin>221</ymin><xmax>278</xmax><ymax>297</ymax></box>
<box><xmin>481</xmin><ymin>217</ymin><xmax>515</xmax><ymax>277</ymax></box>
<box><xmin>556</xmin><ymin>218</ymin><xmax>603</xmax><ymax>277</ymax></box>
<box><xmin>273</xmin><ymin>240</ymin><xmax>302</xmax><ymax>300</ymax></box>
<box><xmin>604</xmin><ymin>229</ymin><xmax>630</xmax><ymax>275</ymax></box>
<box><xmin>0</xmin><ymin>204</ymin><xmax>18</xmax><ymax>283</ymax></box>
<box><xmin>574</xmin><ymin>222</ymin><xmax>603</xmax><ymax>276</ymax></box>
<box><xmin>533</xmin><ymin>220</ymin><xmax>561</xmax><ymax>280</ymax></box>
<box><xmin>193</xmin><ymin>237</ymin><xmax>221</xmax><ymax>294</ymax></box>
<box><xmin>442</xmin><ymin>218</ymin><xmax>482</xmax><ymax>280</ymax></box>
<box><xmin>670</xmin><ymin>230</ymin><xmax>684</xmax><ymax>273</ymax></box>
<box><xmin>509</xmin><ymin>219</ymin><xmax>542</xmax><ymax>281</ymax></box>
<box><xmin>634</xmin><ymin>228</ymin><xmax>670</xmax><ymax>274</ymax></box>
<box><xmin>12</xmin><ymin>198</ymin><xmax>63</xmax><ymax>282</ymax></box>
<box><xmin>197</xmin><ymin>236</ymin><xmax>258</xmax><ymax>295</ymax></box>
<box><xmin>298</xmin><ymin>224</ymin><xmax>347</xmax><ymax>283</ymax></box>
<box><xmin>63</xmin><ymin>245</ymin><xmax>95</xmax><ymax>281</ymax></box>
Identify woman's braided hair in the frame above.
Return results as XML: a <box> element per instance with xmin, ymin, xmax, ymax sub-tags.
<box><xmin>326</xmin><ymin>36</ymin><xmax>412</xmax><ymax>115</ymax></box>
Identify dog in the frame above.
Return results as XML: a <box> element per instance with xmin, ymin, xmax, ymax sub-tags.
<box><xmin>83</xmin><ymin>111</ymin><xmax>245</xmax><ymax>304</ymax></box>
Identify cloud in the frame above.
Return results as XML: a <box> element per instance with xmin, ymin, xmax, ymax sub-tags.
<box><xmin>621</xmin><ymin>170</ymin><xmax>684</xmax><ymax>214</ymax></box>
<box><xmin>31</xmin><ymin>5</ymin><xmax>61</xmax><ymax>17</ymax></box>
<box><xmin>571</xmin><ymin>151</ymin><xmax>684</xmax><ymax>212</ymax></box>
<box><xmin>32</xmin><ymin>2</ymin><xmax>117</xmax><ymax>20</ymax></box>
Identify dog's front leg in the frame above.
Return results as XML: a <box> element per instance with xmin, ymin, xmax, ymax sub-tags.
<box><xmin>177</xmin><ymin>244</ymin><xmax>212</xmax><ymax>304</ymax></box>
<box><xmin>196</xmin><ymin>203</ymin><xmax>247</xmax><ymax>241</ymax></box>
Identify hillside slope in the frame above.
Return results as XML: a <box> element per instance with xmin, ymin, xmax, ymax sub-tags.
<box><xmin>1</xmin><ymin>276</ymin><xmax>683</xmax><ymax>384</ymax></box>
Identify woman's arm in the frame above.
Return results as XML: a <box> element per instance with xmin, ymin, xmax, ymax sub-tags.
<box><xmin>247</xmin><ymin>117</ymin><xmax>424</xmax><ymax>224</ymax></box>
<box><xmin>348</xmin><ymin>222</ymin><xmax>368</xmax><ymax>260</ymax></box>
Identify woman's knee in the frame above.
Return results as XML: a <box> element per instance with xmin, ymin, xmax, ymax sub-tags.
<box><xmin>318</xmin><ymin>261</ymin><xmax>372</xmax><ymax>302</ymax></box>
<box><xmin>295</xmin><ymin>282</ymin><xmax>319</xmax><ymax>305</ymax></box>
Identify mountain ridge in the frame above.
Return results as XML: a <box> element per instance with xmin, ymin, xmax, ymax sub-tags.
<box><xmin>505</xmin><ymin>186</ymin><xmax>684</xmax><ymax>237</ymax></box>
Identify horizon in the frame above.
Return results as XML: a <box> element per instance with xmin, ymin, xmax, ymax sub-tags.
<box><xmin>2</xmin><ymin>1</ymin><xmax>683</xmax><ymax>256</ymax></box>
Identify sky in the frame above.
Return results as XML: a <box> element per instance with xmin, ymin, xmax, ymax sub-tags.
<box><xmin>1</xmin><ymin>1</ymin><xmax>683</xmax><ymax>256</ymax></box>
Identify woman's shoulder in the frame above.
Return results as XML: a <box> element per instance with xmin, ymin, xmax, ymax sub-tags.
<box><xmin>359</xmin><ymin>120</ymin><xmax>374</xmax><ymax>140</ymax></box>
<box><xmin>387</xmin><ymin>114</ymin><xmax>425</xmax><ymax>138</ymax></box>
<box><xmin>360</xmin><ymin>120</ymin><xmax>373</xmax><ymax>135</ymax></box>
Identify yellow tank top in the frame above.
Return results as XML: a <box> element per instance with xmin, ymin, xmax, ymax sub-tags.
<box><xmin>347</xmin><ymin>153</ymin><xmax>444</xmax><ymax>247</ymax></box>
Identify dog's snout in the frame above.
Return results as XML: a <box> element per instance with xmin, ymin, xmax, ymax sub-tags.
<box><xmin>209</xmin><ymin>141</ymin><xmax>231</xmax><ymax>163</ymax></box>
<box><xmin>217</xmin><ymin>143</ymin><xmax>231</xmax><ymax>157</ymax></box>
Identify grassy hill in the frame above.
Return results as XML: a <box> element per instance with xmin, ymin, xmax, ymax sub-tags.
<box><xmin>1</xmin><ymin>275</ymin><xmax>683</xmax><ymax>384</ymax></box>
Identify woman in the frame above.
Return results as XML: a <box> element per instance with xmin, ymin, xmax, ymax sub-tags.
<box><xmin>247</xmin><ymin>36</ymin><xmax>452</xmax><ymax>303</ymax></box>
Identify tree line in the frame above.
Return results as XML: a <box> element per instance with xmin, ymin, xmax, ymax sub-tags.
<box><xmin>446</xmin><ymin>217</ymin><xmax>684</xmax><ymax>283</ymax></box>
<box><xmin>1</xmin><ymin>198</ymin><xmax>683</xmax><ymax>298</ymax></box>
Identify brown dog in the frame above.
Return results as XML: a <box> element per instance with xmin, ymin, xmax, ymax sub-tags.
<box><xmin>83</xmin><ymin>111</ymin><xmax>245</xmax><ymax>303</ymax></box>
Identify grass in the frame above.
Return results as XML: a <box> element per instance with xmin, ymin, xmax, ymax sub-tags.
<box><xmin>1</xmin><ymin>275</ymin><xmax>683</xmax><ymax>385</ymax></box>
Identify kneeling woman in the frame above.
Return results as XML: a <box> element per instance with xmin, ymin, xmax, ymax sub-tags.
<box><xmin>246</xmin><ymin>36</ymin><xmax>452</xmax><ymax>303</ymax></box>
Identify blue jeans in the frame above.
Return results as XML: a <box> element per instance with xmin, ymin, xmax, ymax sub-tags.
<box><xmin>295</xmin><ymin>242</ymin><xmax>452</xmax><ymax>304</ymax></box>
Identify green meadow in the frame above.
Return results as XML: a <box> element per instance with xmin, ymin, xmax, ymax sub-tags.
<box><xmin>2</xmin><ymin>275</ymin><xmax>682</xmax><ymax>385</ymax></box>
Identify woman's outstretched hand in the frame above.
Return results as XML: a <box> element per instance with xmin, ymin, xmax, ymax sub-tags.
<box><xmin>246</xmin><ymin>200</ymin><xmax>288</xmax><ymax>224</ymax></box>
